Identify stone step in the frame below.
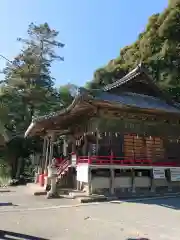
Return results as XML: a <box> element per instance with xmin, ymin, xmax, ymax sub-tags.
<box><xmin>78</xmin><ymin>192</ymin><xmax>180</xmax><ymax>203</ymax></box>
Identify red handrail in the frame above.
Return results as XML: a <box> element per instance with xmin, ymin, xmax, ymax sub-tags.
<box><xmin>77</xmin><ymin>155</ymin><xmax>180</xmax><ymax>167</ymax></box>
<box><xmin>55</xmin><ymin>157</ymin><xmax>64</xmax><ymax>164</ymax></box>
<box><xmin>57</xmin><ymin>158</ymin><xmax>70</xmax><ymax>175</ymax></box>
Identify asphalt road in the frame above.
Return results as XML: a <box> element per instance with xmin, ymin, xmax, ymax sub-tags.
<box><xmin>0</xmin><ymin>187</ymin><xmax>180</xmax><ymax>239</ymax></box>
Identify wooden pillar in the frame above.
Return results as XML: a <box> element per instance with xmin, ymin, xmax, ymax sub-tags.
<box><xmin>76</xmin><ymin>180</ymin><xmax>80</xmax><ymax>190</ymax></box>
<box><xmin>110</xmin><ymin>168</ymin><xmax>115</xmax><ymax>195</ymax></box>
<box><xmin>131</xmin><ymin>168</ymin><xmax>136</xmax><ymax>193</ymax></box>
<box><xmin>44</xmin><ymin>137</ymin><xmax>50</xmax><ymax>190</ymax></box>
<box><xmin>82</xmin><ymin>134</ymin><xmax>87</xmax><ymax>156</ymax></box>
<box><xmin>47</xmin><ymin>132</ymin><xmax>58</xmax><ymax>197</ymax></box>
<box><xmin>71</xmin><ymin>135</ymin><xmax>76</xmax><ymax>154</ymax></box>
<box><xmin>44</xmin><ymin>133</ymin><xmax>55</xmax><ymax>191</ymax></box>
<box><xmin>167</xmin><ymin>169</ymin><xmax>172</xmax><ymax>192</ymax></box>
<box><xmin>43</xmin><ymin>137</ymin><xmax>49</xmax><ymax>174</ymax></box>
<box><xmin>34</xmin><ymin>154</ymin><xmax>39</xmax><ymax>183</ymax></box>
<box><xmin>96</xmin><ymin>128</ymin><xmax>99</xmax><ymax>155</ymax></box>
<box><xmin>150</xmin><ymin>169</ymin><xmax>155</xmax><ymax>192</ymax></box>
<box><xmin>88</xmin><ymin>168</ymin><xmax>92</xmax><ymax>195</ymax></box>
<box><xmin>110</xmin><ymin>151</ymin><xmax>114</xmax><ymax>195</ymax></box>
<box><xmin>48</xmin><ymin>133</ymin><xmax>55</xmax><ymax>165</ymax></box>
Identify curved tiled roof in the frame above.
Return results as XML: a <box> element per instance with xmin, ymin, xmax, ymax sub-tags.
<box><xmin>93</xmin><ymin>91</ymin><xmax>180</xmax><ymax>113</ymax></box>
<box><xmin>25</xmin><ymin>65</ymin><xmax>180</xmax><ymax>137</ymax></box>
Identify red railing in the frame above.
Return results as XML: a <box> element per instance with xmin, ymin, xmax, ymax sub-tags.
<box><xmin>77</xmin><ymin>155</ymin><xmax>180</xmax><ymax>167</ymax></box>
<box><xmin>56</xmin><ymin>158</ymin><xmax>70</xmax><ymax>175</ymax></box>
<box><xmin>55</xmin><ymin>157</ymin><xmax>64</xmax><ymax>164</ymax></box>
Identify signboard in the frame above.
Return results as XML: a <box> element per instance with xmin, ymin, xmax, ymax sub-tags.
<box><xmin>71</xmin><ymin>154</ymin><xmax>77</xmax><ymax>166</ymax></box>
<box><xmin>170</xmin><ymin>168</ymin><xmax>180</xmax><ymax>181</ymax></box>
<box><xmin>77</xmin><ymin>165</ymin><xmax>89</xmax><ymax>182</ymax></box>
<box><xmin>153</xmin><ymin>168</ymin><xmax>165</xmax><ymax>179</ymax></box>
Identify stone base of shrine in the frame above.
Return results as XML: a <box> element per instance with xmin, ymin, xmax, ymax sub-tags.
<box><xmin>77</xmin><ymin>176</ymin><xmax>180</xmax><ymax>197</ymax></box>
<box><xmin>76</xmin><ymin>164</ymin><xmax>180</xmax><ymax>197</ymax></box>
<box><xmin>78</xmin><ymin>191</ymin><xmax>180</xmax><ymax>203</ymax></box>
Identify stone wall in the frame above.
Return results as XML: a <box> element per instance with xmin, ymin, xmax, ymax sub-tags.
<box><xmin>91</xmin><ymin>177</ymin><xmax>110</xmax><ymax>194</ymax></box>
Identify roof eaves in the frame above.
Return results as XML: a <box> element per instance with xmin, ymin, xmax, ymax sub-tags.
<box><xmin>103</xmin><ymin>64</ymin><xmax>142</xmax><ymax>91</ymax></box>
<box><xmin>24</xmin><ymin>98</ymin><xmax>79</xmax><ymax>137</ymax></box>
<box><xmin>24</xmin><ymin>121</ymin><xmax>36</xmax><ymax>138</ymax></box>
<box><xmin>24</xmin><ymin>89</ymin><xmax>91</xmax><ymax>137</ymax></box>
<box><xmin>34</xmin><ymin>94</ymin><xmax>82</xmax><ymax>123</ymax></box>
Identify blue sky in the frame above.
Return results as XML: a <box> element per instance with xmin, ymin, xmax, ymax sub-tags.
<box><xmin>0</xmin><ymin>0</ymin><xmax>168</xmax><ymax>87</ymax></box>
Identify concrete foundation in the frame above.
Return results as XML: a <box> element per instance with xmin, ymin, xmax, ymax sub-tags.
<box><xmin>77</xmin><ymin>170</ymin><xmax>180</xmax><ymax>196</ymax></box>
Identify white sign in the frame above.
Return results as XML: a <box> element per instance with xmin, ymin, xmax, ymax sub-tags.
<box><xmin>77</xmin><ymin>165</ymin><xmax>89</xmax><ymax>182</ymax></box>
<box><xmin>71</xmin><ymin>154</ymin><xmax>77</xmax><ymax>165</ymax></box>
<box><xmin>170</xmin><ymin>168</ymin><xmax>180</xmax><ymax>181</ymax></box>
<box><xmin>153</xmin><ymin>168</ymin><xmax>165</xmax><ymax>179</ymax></box>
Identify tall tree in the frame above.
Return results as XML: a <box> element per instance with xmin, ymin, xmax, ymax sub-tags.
<box><xmin>3</xmin><ymin>22</ymin><xmax>65</xmax><ymax>129</ymax></box>
<box><xmin>0</xmin><ymin>22</ymin><xmax>66</xmax><ymax>178</ymax></box>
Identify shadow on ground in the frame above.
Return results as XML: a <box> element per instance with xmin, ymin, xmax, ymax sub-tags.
<box><xmin>0</xmin><ymin>203</ymin><xmax>17</xmax><ymax>207</ymax></box>
<box><xmin>126</xmin><ymin>238</ymin><xmax>149</xmax><ymax>240</ymax></box>
<box><xmin>114</xmin><ymin>196</ymin><xmax>180</xmax><ymax>210</ymax></box>
<box><xmin>0</xmin><ymin>230</ymin><xmax>48</xmax><ymax>240</ymax></box>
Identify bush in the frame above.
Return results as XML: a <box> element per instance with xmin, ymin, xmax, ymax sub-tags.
<box><xmin>0</xmin><ymin>159</ymin><xmax>11</xmax><ymax>187</ymax></box>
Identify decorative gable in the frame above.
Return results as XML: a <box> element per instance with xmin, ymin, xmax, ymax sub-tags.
<box><xmin>103</xmin><ymin>63</ymin><xmax>172</xmax><ymax>103</ymax></box>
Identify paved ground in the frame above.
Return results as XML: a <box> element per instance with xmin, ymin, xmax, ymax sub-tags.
<box><xmin>0</xmin><ymin>186</ymin><xmax>78</xmax><ymax>209</ymax></box>
<box><xmin>0</xmin><ymin>187</ymin><xmax>180</xmax><ymax>239</ymax></box>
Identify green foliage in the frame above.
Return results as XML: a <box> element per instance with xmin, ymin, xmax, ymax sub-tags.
<box><xmin>90</xmin><ymin>0</ymin><xmax>180</xmax><ymax>101</ymax></box>
<box><xmin>0</xmin><ymin>22</ymin><xmax>73</xmax><ymax>178</ymax></box>
<box><xmin>2</xmin><ymin>22</ymin><xmax>66</xmax><ymax>126</ymax></box>
<box><xmin>58</xmin><ymin>84</ymin><xmax>74</xmax><ymax>107</ymax></box>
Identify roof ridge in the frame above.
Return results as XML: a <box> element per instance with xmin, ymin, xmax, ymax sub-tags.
<box><xmin>103</xmin><ymin>64</ymin><xmax>142</xmax><ymax>91</ymax></box>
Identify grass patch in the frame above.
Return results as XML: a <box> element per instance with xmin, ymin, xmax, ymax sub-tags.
<box><xmin>0</xmin><ymin>176</ymin><xmax>11</xmax><ymax>187</ymax></box>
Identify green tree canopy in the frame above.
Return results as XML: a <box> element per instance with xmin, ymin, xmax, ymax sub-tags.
<box><xmin>89</xmin><ymin>0</ymin><xmax>180</xmax><ymax>101</ymax></box>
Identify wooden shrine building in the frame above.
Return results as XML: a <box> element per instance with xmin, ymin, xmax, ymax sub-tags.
<box><xmin>25</xmin><ymin>64</ymin><xmax>180</xmax><ymax>196</ymax></box>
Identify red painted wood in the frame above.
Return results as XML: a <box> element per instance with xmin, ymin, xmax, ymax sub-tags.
<box><xmin>55</xmin><ymin>158</ymin><xmax>64</xmax><ymax>164</ymax></box>
<box><xmin>39</xmin><ymin>174</ymin><xmax>44</xmax><ymax>186</ymax></box>
<box><xmin>77</xmin><ymin>155</ymin><xmax>180</xmax><ymax>167</ymax></box>
<box><xmin>56</xmin><ymin>159</ymin><xmax>70</xmax><ymax>175</ymax></box>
